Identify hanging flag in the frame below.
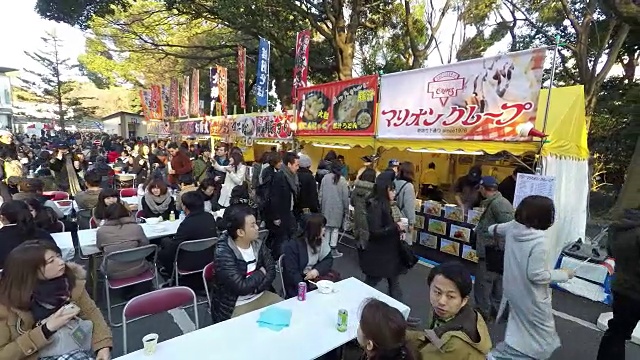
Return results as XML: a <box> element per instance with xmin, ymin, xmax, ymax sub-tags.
<box><xmin>180</xmin><ymin>75</ymin><xmax>189</xmax><ymax>118</ymax></box>
<box><xmin>291</xmin><ymin>29</ymin><xmax>311</xmax><ymax>100</ymax></box>
<box><xmin>169</xmin><ymin>78</ymin><xmax>179</xmax><ymax>118</ymax></box>
<box><xmin>162</xmin><ymin>85</ymin><xmax>170</xmax><ymax>119</ymax></box>
<box><xmin>209</xmin><ymin>67</ymin><xmax>219</xmax><ymax>115</ymax></box>
<box><xmin>150</xmin><ymin>85</ymin><xmax>163</xmax><ymax>119</ymax></box>
<box><xmin>190</xmin><ymin>69</ymin><xmax>200</xmax><ymax>117</ymax></box>
<box><xmin>217</xmin><ymin>65</ymin><xmax>228</xmax><ymax>116</ymax></box>
<box><xmin>238</xmin><ymin>45</ymin><xmax>246</xmax><ymax>109</ymax></box>
<box><xmin>139</xmin><ymin>90</ymin><xmax>152</xmax><ymax>120</ymax></box>
<box><xmin>255</xmin><ymin>37</ymin><xmax>270</xmax><ymax>107</ymax></box>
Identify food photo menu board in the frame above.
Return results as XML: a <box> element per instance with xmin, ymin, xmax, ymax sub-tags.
<box><xmin>413</xmin><ymin>201</ymin><xmax>481</xmax><ymax>263</ymax></box>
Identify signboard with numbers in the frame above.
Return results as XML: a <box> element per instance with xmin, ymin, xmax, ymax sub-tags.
<box><xmin>513</xmin><ymin>173</ymin><xmax>556</xmax><ymax>208</ymax></box>
<box><xmin>295</xmin><ymin>75</ymin><xmax>378</xmax><ymax>136</ymax></box>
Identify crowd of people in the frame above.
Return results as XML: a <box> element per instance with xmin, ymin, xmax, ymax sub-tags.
<box><xmin>0</xmin><ymin>128</ymin><xmax>635</xmax><ymax>360</ymax></box>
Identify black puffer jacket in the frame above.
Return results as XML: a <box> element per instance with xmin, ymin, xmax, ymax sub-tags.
<box><xmin>210</xmin><ymin>232</ymin><xmax>276</xmax><ymax>324</ymax></box>
<box><xmin>608</xmin><ymin>209</ymin><xmax>640</xmax><ymax>301</ymax></box>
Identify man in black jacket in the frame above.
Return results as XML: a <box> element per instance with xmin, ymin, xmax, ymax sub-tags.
<box><xmin>597</xmin><ymin>208</ymin><xmax>640</xmax><ymax>360</ymax></box>
<box><xmin>266</xmin><ymin>152</ymin><xmax>299</xmax><ymax>258</ymax></box>
<box><xmin>210</xmin><ymin>204</ymin><xmax>280</xmax><ymax>324</ymax></box>
<box><xmin>158</xmin><ymin>192</ymin><xmax>218</xmax><ymax>275</ymax></box>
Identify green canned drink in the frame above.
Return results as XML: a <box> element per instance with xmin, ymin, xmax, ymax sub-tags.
<box><xmin>337</xmin><ymin>309</ymin><xmax>348</xmax><ymax>332</ymax></box>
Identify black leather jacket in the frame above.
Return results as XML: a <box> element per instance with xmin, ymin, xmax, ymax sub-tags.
<box><xmin>209</xmin><ymin>232</ymin><xmax>276</xmax><ymax>324</ymax></box>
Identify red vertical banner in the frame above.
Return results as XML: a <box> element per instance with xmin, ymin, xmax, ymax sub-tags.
<box><xmin>149</xmin><ymin>85</ymin><xmax>163</xmax><ymax>119</ymax></box>
<box><xmin>190</xmin><ymin>69</ymin><xmax>200</xmax><ymax>117</ymax></box>
<box><xmin>169</xmin><ymin>78</ymin><xmax>179</xmax><ymax>118</ymax></box>
<box><xmin>291</xmin><ymin>29</ymin><xmax>311</xmax><ymax>100</ymax></box>
<box><xmin>217</xmin><ymin>65</ymin><xmax>228</xmax><ymax>116</ymax></box>
<box><xmin>238</xmin><ymin>46</ymin><xmax>246</xmax><ymax>110</ymax></box>
<box><xmin>180</xmin><ymin>75</ymin><xmax>189</xmax><ymax>118</ymax></box>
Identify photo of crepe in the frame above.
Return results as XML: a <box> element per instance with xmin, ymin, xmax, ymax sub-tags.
<box><xmin>439</xmin><ymin>239</ymin><xmax>460</xmax><ymax>256</ymax></box>
<box><xmin>428</xmin><ymin>219</ymin><xmax>447</xmax><ymax>235</ymax></box>
<box><xmin>424</xmin><ymin>201</ymin><xmax>442</xmax><ymax>216</ymax></box>
<box><xmin>467</xmin><ymin>208</ymin><xmax>484</xmax><ymax>225</ymax></box>
<box><xmin>418</xmin><ymin>233</ymin><xmax>438</xmax><ymax>249</ymax></box>
<box><xmin>444</xmin><ymin>205</ymin><xmax>464</xmax><ymax>222</ymax></box>
<box><xmin>450</xmin><ymin>224</ymin><xmax>471</xmax><ymax>243</ymax></box>
<box><xmin>414</xmin><ymin>215</ymin><xmax>425</xmax><ymax>230</ymax></box>
<box><xmin>462</xmin><ymin>245</ymin><xmax>479</xmax><ymax>263</ymax></box>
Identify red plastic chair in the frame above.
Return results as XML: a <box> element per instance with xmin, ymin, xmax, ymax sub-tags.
<box><xmin>202</xmin><ymin>262</ymin><xmax>214</xmax><ymax>308</ymax></box>
<box><xmin>120</xmin><ymin>188</ymin><xmax>137</xmax><ymax>198</ymax></box>
<box><xmin>102</xmin><ymin>245</ymin><xmax>159</xmax><ymax>327</ymax></box>
<box><xmin>54</xmin><ymin>200</ymin><xmax>72</xmax><ymax>207</ymax></box>
<box><xmin>89</xmin><ymin>217</ymin><xmax>98</xmax><ymax>229</ymax></box>
<box><xmin>122</xmin><ymin>287</ymin><xmax>199</xmax><ymax>354</ymax></box>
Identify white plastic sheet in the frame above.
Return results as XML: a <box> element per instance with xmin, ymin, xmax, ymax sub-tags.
<box><xmin>542</xmin><ymin>155</ymin><xmax>589</xmax><ymax>267</ymax></box>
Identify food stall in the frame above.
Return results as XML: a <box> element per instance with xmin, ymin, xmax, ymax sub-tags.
<box><xmin>295</xmin><ymin>75</ymin><xmax>379</xmax><ymax>173</ymax></box>
<box><xmin>251</xmin><ymin>112</ymin><xmax>295</xmax><ymax>158</ymax></box>
<box><xmin>374</xmin><ymin>48</ymin><xmax>589</xmax><ymax>270</ymax></box>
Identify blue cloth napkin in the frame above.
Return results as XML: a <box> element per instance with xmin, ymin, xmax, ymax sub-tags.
<box><xmin>257</xmin><ymin>307</ymin><xmax>292</xmax><ymax>331</ymax></box>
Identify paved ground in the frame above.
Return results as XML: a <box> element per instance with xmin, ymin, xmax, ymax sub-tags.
<box><xmin>95</xmin><ymin>244</ymin><xmax>640</xmax><ymax>359</ymax></box>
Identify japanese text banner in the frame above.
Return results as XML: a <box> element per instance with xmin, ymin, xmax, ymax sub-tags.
<box><xmin>255</xmin><ymin>38</ymin><xmax>270</xmax><ymax>107</ymax></box>
<box><xmin>255</xmin><ymin>113</ymin><xmax>294</xmax><ymax>139</ymax></box>
<box><xmin>377</xmin><ymin>48</ymin><xmax>547</xmax><ymax>140</ymax></box>
<box><xmin>291</xmin><ymin>29</ymin><xmax>311</xmax><ymax>100</ymax></box>
<box><xmin>295</xmin><ymin>75</ymin><xmax>378</xmax><ymax>136</ymax></box>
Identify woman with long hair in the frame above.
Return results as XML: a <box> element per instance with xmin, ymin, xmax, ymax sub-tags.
<box><xmin>319</xmin><ymin>161</ymin><xmax>350</xmax><ymax>258</ymax></box>
<box><xmin>131</xmin><ymin>144</ymin><xmax>152</xmax><ymax>185</ymax></box>
<box><xmin>92</xmin><ymin>188</ymin><xmax>120</xmax><ymax>223</ymax></box>
<box><xmin>360</xmin><ymin>173</ymin><xmax>406</xmax><ymax>301</ymax></box>
<box><xmin>394</xmin><ymin>162</ymin><xmax>417</xmax><ymax>244</ymax></box>
<box><xmin>0</xmin><ymin>240</ymin><xmax>112</xmax><ymax>359</ymax></box>
<box><xmin>214</xmin><ymin>151</ymin><xmax>247</xmax><ymax>208</ymax></box>
<box><xmin>24</xmin><ymin>198</ymin><xmax>62</xmax><ymax>234</ymax></box>
<box><xmin>141</xmin><ymin>178</ymin><xmax>176</xmax><ymax>220</ymax></box>
<box><xmin>97</xmin><ymin>203</ymin><xmax>150</xmax><ymax>279</ymax></box>
<box><xmin>281</xmin><ymin>213</ymin><xmax>335</xmax><ymax>298</ymax></box>
<box><xmin>358</xmin><ymin>298</ymin><xmax>416</xmax><ymax>360</ymax></box>
<box><xmin>0</xmin><ymin>201</ymin><xmax>56</xmax><ymax>268</ymax></box>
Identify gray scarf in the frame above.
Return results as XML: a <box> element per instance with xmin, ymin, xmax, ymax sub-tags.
<box><xmin>144</xmin><ymin>193</ymin><xmax>172</xmax><ymax>215</ymax></box>
<box><xmin>282</xmin><ymin>165</ymin><xmax>299</xmax><ymax>196</ymax></box>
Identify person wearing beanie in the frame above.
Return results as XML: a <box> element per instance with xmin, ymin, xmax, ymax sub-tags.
<box><xmin>295</xmin><ymin>154</ymin><xmax>319</xmax><ymax>223</ymax></box>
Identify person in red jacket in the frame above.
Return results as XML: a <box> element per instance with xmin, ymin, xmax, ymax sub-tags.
<box><xmin>167</xmin><ymin>142</ymin><xmax>193</xmax><ymax>186</ymax></box>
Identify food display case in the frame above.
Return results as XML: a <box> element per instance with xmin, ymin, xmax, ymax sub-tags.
<box><xmin>412</xmin><ymin>200</ymin><xmax>482</xmax><ymax>263</ymax></box>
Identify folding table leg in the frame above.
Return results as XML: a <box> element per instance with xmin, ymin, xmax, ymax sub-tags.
<box><xmin>89</xmin><ymin>255</ymin><xmax>98</xmax><ymax>300</ymax></box>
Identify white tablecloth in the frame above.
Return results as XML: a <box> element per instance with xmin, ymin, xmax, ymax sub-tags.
<box><xmin>56</xmin><ymin>197</ymin><xmax>139</xmax><ymax>216</ymax></box>
<box><xmin>115</xmin><ymin>277</ymin><xmax>410</xmax><ymax>360</ymax></box>
<box><xmin>53</xmin><ymin>219</ymin><xmax>184</xmax><ymax>260</ymax></box>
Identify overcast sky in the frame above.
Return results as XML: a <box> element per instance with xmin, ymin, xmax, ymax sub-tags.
<box><xmin>0</xmin><ymin>0</ymin><xmax>86</xmax><ymax>73</ymax></box>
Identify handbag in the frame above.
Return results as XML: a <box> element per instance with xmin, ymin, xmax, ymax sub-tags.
<box><xmin>37</xmin><ymin>317</ymin><xmax>94</xmax><ymax>359</ymax></box>
<box><xmin>485</xmin><ymin>224</ymin><xmax>505</xmax><ymax>274</ymax></box>
<box><xmin>398</xmin><ymin>240</ymin><xmax>419</xmax><ymax>271</ymax></box>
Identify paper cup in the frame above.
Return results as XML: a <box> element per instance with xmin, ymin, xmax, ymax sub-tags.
<box><xmin>142</xmin><ymin>333</ymin><xmax>159</xmax><ymax>355</ymax></box>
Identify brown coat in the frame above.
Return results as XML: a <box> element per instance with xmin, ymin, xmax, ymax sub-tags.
<box><xmin>0</xmin><ymin>263</ymin><xmax>113</xmax><ymax>360</ymax></box>
<box><xmin>175</xmin><ymin>184</ymin><xmax>198</xmax><ymax>212</ymax></box>
<box><xmin>97</xmin><ymin>217</ymin><xmax>150</xmax><ymax>279</ymax></box>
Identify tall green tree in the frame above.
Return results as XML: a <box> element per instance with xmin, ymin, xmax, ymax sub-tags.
<box><xmin>21</xmin><ymin>31</ymin><xmax>96</xmax><ymax>131</ymax></box>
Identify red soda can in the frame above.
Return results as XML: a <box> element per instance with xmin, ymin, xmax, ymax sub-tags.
<box><xmin>297</xmin><ymin>282</ymin><xmax>307</xmax><ymax>301</ymax></box>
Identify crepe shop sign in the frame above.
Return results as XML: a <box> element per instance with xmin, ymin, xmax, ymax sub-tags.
<box><xmin>255</xmin><ymin>115</ymin><xmax>293</xmax><ymax>139</ymax></box>
<box><xmin>380</xmin><ymin>102</ymin><xmax>533</xmax><ymax>138</ymax></box>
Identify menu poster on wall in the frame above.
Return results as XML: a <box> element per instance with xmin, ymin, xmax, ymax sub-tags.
<box><xmin>377</xmin><ymin>48</ymin><xmax>547</xmax><ymax>140</ymax></box>
<box><xmin>513</xmin><ymin>173</ymin><xmax>556</xmax><ymax>208</ymax></box>
<box><xmin>295</xmin><ymin>75</ymin><xmax>378</xmax><ymax>136</ymax></box>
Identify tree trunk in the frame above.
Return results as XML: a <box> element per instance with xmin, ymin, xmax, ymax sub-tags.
<box><xmin>333</xmin><ymin>18</ymin><xmax>354</xmax><ymax>80</ymax></box>
<box><xmin>610</xmin><ymin>135</ymin><xmax>640</xmax><ymax>219</ymax></box>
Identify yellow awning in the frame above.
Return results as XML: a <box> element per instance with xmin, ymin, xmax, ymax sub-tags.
<box><xmin>376</xmin><ymin>85</ymin><xmax>588</xmax><ymax>159</ymax></box>
<box><xmin>297</xmin><ymin>136</ymin><xmax>376</xmax><ymax>148</ymax></box>
<box><xmin>535</xmin><ymin>86</ymin><xmax>589</xmax><ymax>159</ymax></box>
